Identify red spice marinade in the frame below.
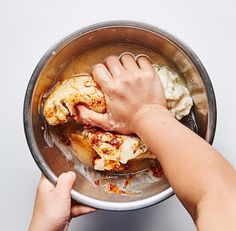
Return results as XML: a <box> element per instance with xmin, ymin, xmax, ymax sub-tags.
<box><xmin>151</xmin><ymin>163</ymin><xmax>164</xmax><ymax>178</ymax></box>
<box><xmin>107</xmin><ymin>183</ymin><xmax>126</xmax><ymax>194</ymax></box>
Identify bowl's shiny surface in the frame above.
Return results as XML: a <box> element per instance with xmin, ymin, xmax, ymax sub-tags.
<box><xmin>24</xmin><ymin>21</ymin><xmax>216</xmax><ymax>211</ymax></box>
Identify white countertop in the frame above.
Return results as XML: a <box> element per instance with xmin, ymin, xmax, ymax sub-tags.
<box><xmin>1</xmin><ymin>0</ymin><xmax>236</xmax><ymax>230</ymax></box>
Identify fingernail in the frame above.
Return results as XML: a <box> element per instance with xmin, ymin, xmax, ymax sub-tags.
<box><xmin>119</xmin><ymin>52</ymin><xmax>135</xmax><ymax>59</ymax></box>
<box><xmin>135</xmin><ymin>54</ymin><xmax>151</xmax><ymax>62</ymax></box>
<box><xmin>67</xmin><ymin>171</ymin><xmax>76</xmax><ymax>179</ymax></box>
<box><xmin>87</xmin><ymin>208</ymin><xmax>96</xmax><ymax>213</ymax></box>
<box><xmin>77</xmin><ymin>105</ymin><xmax>86</xmax><ymax>111</ymax></box>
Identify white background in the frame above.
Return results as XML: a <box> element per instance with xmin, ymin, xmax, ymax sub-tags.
<box><xmin>0</xmin><ymin>0</ymin><xmax>236</xmax><ymax>230</ymax></box>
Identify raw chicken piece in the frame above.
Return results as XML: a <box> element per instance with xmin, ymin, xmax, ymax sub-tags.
<box><xmin>43</xmin><ymin>74</ymin><xmax>106</xmax><ymax>126</ymax></box>
<box><xmin>70</xmin><ymin>128</ymin><xmax>155</xmax><ymax>171</ymax></box>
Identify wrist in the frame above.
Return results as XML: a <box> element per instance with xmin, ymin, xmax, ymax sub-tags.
<box><xmin>132</xmin><ymin>105</ymin><xmax>174</xmax><ymax>135</ymax></box>
<box><xmin>29</xmin><ymin>216</ymin><xmax>65</xmax><ymax>231</ymax></box>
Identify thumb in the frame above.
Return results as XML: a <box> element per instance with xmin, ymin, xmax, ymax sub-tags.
<box><xmin>76</xmin><ymin>105</ymin><xmax>112</xmax><ymax>130</ymax></box>
<box><xmin>56</xmin><ymin>171</ymin><xmax>76</xmax><ymax>197</ymax></box>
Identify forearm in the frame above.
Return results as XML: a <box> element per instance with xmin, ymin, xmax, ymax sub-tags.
<box><xmin>28</xmin><ymin>220</ymin><xmax>58</xmax><ymax>231</ymax></box>
<box><xmin>135</xmin><ymin>108</ymin><xmax>236</xmax><ymax>217</ymax></box>
<box><xmin>75</xmin><ymin>54</ymin><xmax>236</xmax><ymax>229</ymax></box>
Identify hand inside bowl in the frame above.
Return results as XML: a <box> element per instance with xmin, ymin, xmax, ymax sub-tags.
<box><xmin>43</xmin><ymin>53</ymin><xmax>193</xmax><ymax>174</ymax></box>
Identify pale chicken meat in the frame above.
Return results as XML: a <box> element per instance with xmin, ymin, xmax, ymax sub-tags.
<box><xmin>70</xmin><ymin>129</ymin><xmax>155</xmax><ymax>172</ymax></box>
<box><xmin>43</xmin><ymin>74</ymin><xmax>106</xmax><ymax>126</ymax></box>
<box><xmin>153</xmin><ymin>65</ymin><xmax>193</xmax><ymax>120</ymax></box>
<box><xmin>71</xmin><ymin>128</ymin><xmax>156</xmax><ymax>172</ymax></box>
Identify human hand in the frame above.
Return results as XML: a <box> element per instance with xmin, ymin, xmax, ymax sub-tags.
<box><xmin>77</xmin><ymin>53</ymin><xmax>168</xmax><ymax>134</ymax></box>
<box><xmin>29</xmin><ymin>172</ymin><xmax>96</xmax><ymax>231</ymax></box>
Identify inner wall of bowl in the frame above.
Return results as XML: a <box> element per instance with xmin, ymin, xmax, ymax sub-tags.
<box><xmin>31</xmin><ymin>26</ymin><xmax>209</xmax><ymax>202</ymax></box>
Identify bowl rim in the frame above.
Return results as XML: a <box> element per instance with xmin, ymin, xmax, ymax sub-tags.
<box><xmin>23</xmin><ymin>20</ymin><xmax>217</xmax><ymax>211</ymax></box>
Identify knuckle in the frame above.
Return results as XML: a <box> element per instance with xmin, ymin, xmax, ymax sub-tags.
<box><xmin>133</xmin><ymin>71</ymin><xmax>143</xmax><ymax>80</ymax></box>
<box><xmin>108</xmin><ymin>85</ymin><xmax>124</xmax><ymax>98</ymax></box>
<box><xmin>108</xmin><ymin>84</ymin><xmax>117</xmax><ymax>94</ymax></box>
<box><xmin>122</xmin><ymin>78</ymin><xmax>131</xmax><ymax>86</ymax></box>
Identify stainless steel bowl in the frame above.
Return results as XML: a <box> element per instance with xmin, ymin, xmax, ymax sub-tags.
<box><xmin>24</xmin><ymin>21</ymin><xmax>217</xmax><ymax>211</ymax></box>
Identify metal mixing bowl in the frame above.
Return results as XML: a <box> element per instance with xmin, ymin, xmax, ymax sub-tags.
<box><xmin>24</xmin><ymin>21</ymin><xmax>216</xmax><ymax>211</ymax></box>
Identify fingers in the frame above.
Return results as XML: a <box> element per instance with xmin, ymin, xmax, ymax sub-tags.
<box><xmin>92</xmin><ymin>55</ymin><xmax>153</xmax><ymax>85</ymax></box>
<box><xmin>104</xmin><ymin>56</ymin><xmax>125</xmax><ymax>78</ymax></box>
<box><xmin>120</xmin><ymin>53</ymin><xmax>139</xmax><ymax>70</ymax></box>
<box><xmin>104</xmin><ymin>54</ymin><xmax>153</xmax><ymax>75</ymax></box>
<box><xmin>92</xmin><ymin>64</ymin><xmax>112</xmax><ymax>92</ymax></box>
<box><xmin>55</xmin><ymin>171</ymin><xmax>76</xmax><ymax>197</ymax></box>
<box><xmin>38</xmin><ymin>174</ymin><xmax>55</xmax><ymax>192</ymax></box>
<box><xmin>77</xmin><ymin>105</ymin><xmax>111</xmax><ymax>130</ymax></box>
<box><xmin>136</xmin><ymin>55</ymin><xmax>153</xmax><ymax>71</ymax></box>
<box><xmin>71</xmin><ymin>204</ymin><xmax>96</xmax><ymax>217</ymax></box>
